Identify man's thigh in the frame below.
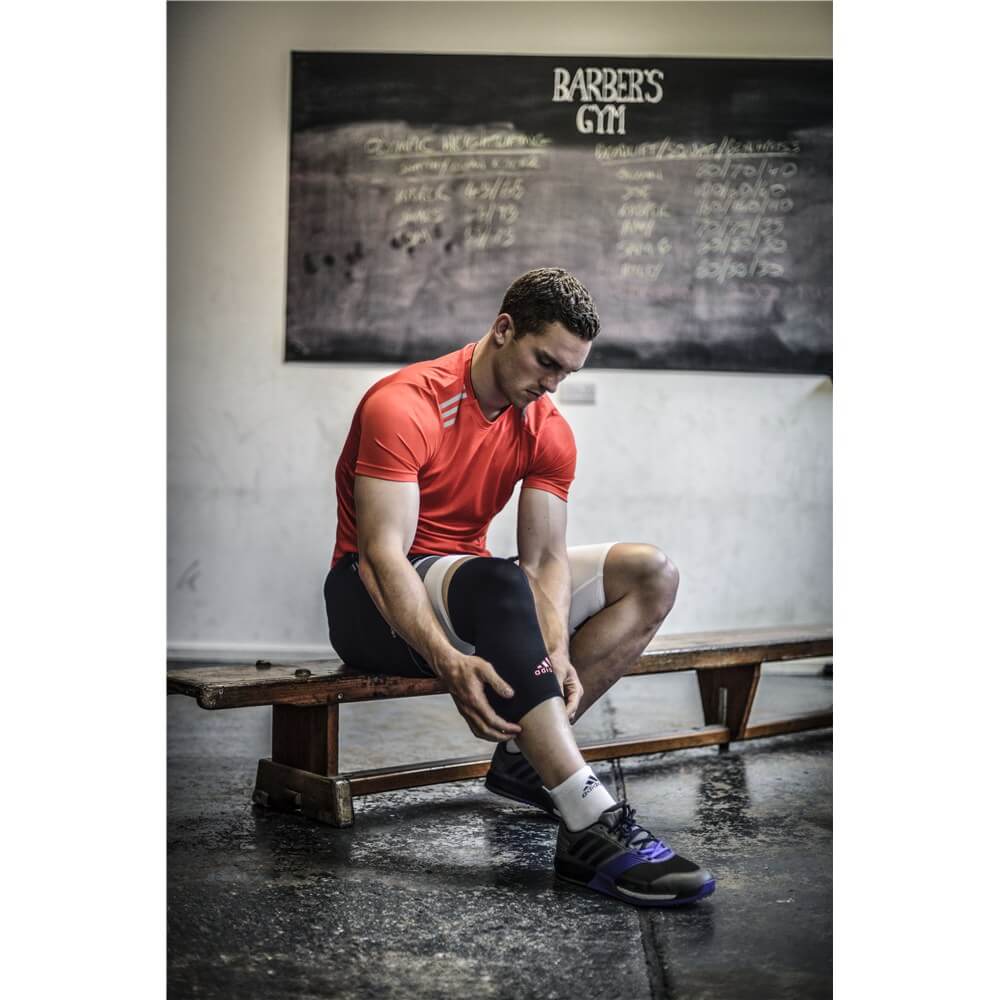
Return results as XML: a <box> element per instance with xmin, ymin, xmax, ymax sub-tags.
<box><xmin>324</xmin><ymin>555</ymin><xmax>436</xmax><ymax>677</ymax></box>
<box><xmin>416</xmin><ymin>543</ymin><xmax>619</xmax><ymax>652</ymax></box>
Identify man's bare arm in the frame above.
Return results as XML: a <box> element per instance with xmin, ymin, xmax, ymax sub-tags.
<box><xmin>354</xmin><ymin>475</ymin><xmax>521</xmax><ymax>740</ymax></box>
<box><xmin>354</xmin><ymin>475</ymin><xmax>457</xmax><ymax>670</ymax></box>
<box><xmin>516</xmin><ymin>487</ymin><xmax>581</xmax><ymax>718</ymax></box>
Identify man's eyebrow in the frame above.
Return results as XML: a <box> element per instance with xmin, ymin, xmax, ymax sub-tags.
<box><xmin>538</xmin><ymin>350</ymin><xmax>581</xmax><ymax>373</ymax></box>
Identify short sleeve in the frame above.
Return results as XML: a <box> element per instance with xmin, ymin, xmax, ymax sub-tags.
<box><xmin>354</xmin><ymin>383</ymin><xmax>440</xmax><ymax>481</ymax></box>
<box><xmin>522</xmin><ymin>411</ymin><xmax>577</xmax><ymax>501</ymax></box>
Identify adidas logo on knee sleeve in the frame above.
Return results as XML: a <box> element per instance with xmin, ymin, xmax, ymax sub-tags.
<box><xmin>534</xmin><ymin>656</ymin><xmax>554</xmax><ymax>677</ymax></box>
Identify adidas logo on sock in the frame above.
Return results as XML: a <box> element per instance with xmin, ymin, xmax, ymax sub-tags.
<box><xmin>581</xmin><ymin>775</ymin><xmax>600</xmax><ymax>798</ymax></box>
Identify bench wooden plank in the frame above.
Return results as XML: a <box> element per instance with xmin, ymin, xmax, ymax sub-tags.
<box><xmin>167</xmin><ymin>625</ymin><xmax>832</xmax><ymax>710</ymax></box>
<box><xmin>345</xmin><ymin>726</ymin><xmax>733</xmax><ymax>796</ymax></box>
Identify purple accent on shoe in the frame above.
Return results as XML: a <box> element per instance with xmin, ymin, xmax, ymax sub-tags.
<box><xmin>584</xmin><ymin>838</ymin><xmax>685</xmax><ymax>904</ymax></box>
<box><xmin>588</xmin><ymin>877</ymin><xmax>716</xmax><ymax>908</ymax></box>
<box><xmin>588</xmin><ymin>842</ymin><xmax>673</xmax><ymax>888</ymax></box>
<box><xmin>604</xmin><ymin>839</ymin><xmax>674</xmax><ymax>874</ymax></box>
<box><xmin>587</xmin><ymin>853</ymin><xmax>643</xmax><ymax>891</ymax></box>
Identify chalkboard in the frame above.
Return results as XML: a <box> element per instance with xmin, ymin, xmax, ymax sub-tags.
<box><xmin>285</xmin><ymin>52</ymin><xmax>831</xmax><ymax>375</ymax></box>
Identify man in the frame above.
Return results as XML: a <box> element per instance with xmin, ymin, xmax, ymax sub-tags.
<box><xmin>324</xmin><ymin>268</ymin><xmax>714</xmax><ymax>907</ymax></box>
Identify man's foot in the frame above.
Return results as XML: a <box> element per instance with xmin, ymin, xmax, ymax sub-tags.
<box><xmin>555</xmin><ymin>801</ymin><xmax>715</xmax><ymax>907</ymax></box>
<box><xmin>484</xmin><ymin>743</ymin><xmax>560</xmax><ymax>820</ymax></box>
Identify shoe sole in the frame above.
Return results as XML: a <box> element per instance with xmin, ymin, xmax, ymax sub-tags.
<box><xmin>484</xmin><ymin>773</ymin><xmax>560</xmax><ymax>821</ymax></box>
<box><xmin>555</xmin><ymin>870</ymin><xmax>716</xmax><ymax>908</ymax></box>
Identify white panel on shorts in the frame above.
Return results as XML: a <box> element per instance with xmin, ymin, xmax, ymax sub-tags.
<box><xmin>420</xmin><ymin>554</ymin><xmax>476</xmax><ymax>655</ymax></box>
<box><xmin>418</xmin><ymin>543</ymin><xmax>618</xmax><ymax>655</ymax></box>
<box><xmin>566</xmin><ymin>542</ymin><xmax>618</xmax><ymax>634</ymax></box>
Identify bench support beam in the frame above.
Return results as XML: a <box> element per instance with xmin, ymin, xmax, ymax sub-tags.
<box><xmin>696</xmin><ymin>663</ymin><xmax>761</xmax><ymax>751</ymax></box>
<box><xmin>249</xmin><ymin>710</ymin><xmax>832</xmax><ymax>827</ymax></box>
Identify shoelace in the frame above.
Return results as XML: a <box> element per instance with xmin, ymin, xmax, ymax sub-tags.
<box><xmin>602</xmin><ymin>801</ymin><xmax>671</xmax><ymax>857</ymax></box>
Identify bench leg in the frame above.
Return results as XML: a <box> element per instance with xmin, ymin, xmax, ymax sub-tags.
<box><xmin>251</xmin><ymin>702</ymin><xmax>355</xmax><ymax>826</ymax></box>
<box><xmin>271</xmin><ymin>703</ymin><xmax>340</xmax><ymax>775</ymax></box>
<box><xmin>697</xmin><ymin>663</ymin><xmax>761</xmax><ymax>752</ymax></box>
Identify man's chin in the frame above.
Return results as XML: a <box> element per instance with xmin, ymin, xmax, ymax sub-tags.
<box><xmin>505</xmin><ymin>387</ymin><xmax>539</xmax><ymax>410</ymax></box>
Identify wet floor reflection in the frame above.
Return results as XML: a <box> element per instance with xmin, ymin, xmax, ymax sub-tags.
<box><xmin>693</xmin><ymin>752</ymin><xmax>758</xmax><ymax>843</ymax></box>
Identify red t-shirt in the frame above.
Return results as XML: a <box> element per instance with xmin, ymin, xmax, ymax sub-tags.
<box><xmin>332</xmin><ymin>342</ymin><xmax>576</xmax><ymax>563</ymax></box>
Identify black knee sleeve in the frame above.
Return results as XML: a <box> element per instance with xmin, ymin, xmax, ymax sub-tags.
<box><xmin>447</xmin><ymin>557</ymin><xmax>563</xmax><ymax>724</ymax></box>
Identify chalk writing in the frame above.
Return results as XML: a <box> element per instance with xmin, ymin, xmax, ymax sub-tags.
<box><xmin>594</xmin><ymin>136</ymin><xmax>801</xmax><ymax>286</ymax></box>
<box><xmin>595</xmin><ymin>136</ymin><xmax>801</xmax><ymax>162</ymax></box>
<box><xmin>360</xmin><ymin>129</ymin><xmax>551</xmax><ymax>254</ymax></box>
<box><xmin>366</xmin><ymin>131</ymin><xmax>550</xmax><ymax>158</ymax></box>
<box><xmin>612</xmin><ymin>176</ymin><xmax>672</xmax><ymax>281</ymax></box>
<box><xmin>693</xmin><ymin>153</ymin><xmax>795</xmax><ymax>284</ymax></box>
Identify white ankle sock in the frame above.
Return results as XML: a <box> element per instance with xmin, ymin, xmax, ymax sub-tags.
<box><xmin>546</xmin><ymin>765</ymin><xmax>617</xmax><ymax>832</ymax></box>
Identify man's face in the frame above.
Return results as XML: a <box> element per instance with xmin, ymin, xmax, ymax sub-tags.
<box><xmin>495</xmin><ymin>318</ymin><xmax>591</xmax><ymax>409</ymax></box>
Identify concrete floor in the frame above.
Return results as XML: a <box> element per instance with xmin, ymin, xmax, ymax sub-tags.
<box><xmin>168</xmin><ymin>669</ymin><xmax>832</xmax><ymax>999</ymax></box>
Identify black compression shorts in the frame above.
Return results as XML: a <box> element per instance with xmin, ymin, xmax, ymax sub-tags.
<box><xmin>324</xmin><ymin>553</ymin><xmax>437</xmax><ymax>678</ymax></box>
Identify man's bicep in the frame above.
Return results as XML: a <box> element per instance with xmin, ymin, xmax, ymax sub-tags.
<box><xmin>355</xmin><ymin>475</ymin><xmax>421</xmax><ymax>558</ymax></box>
<box><xmin>517</xmin><ymin>487</ymin><xmax>569</xmax><ymax>567</ymax></box>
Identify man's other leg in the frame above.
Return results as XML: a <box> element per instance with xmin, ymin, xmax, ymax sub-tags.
<box><xmin>569</xmin><ymin>543</ymin><xmax>680</xmax><ymax>720</ymax></box>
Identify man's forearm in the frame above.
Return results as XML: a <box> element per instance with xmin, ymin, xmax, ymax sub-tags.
<box><xmin>521</xmin><ymin>556</ymin><xmax>572</xmax><ymax>657</ymax></box>
<box><xmin>358</xmin><ymin>548</ymin><xmax>459</xmax><ymax>674</ymax></box>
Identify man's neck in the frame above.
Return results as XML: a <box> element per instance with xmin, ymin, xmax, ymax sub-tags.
<box><xmin>470</xmin><ymin>336</ymin><xmax>510</xmax><ymax>422</ymax></box>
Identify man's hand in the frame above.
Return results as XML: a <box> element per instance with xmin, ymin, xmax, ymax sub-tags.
<box><xmin>433</xmin><ymin>651</ymin><xmax>523</xmax><ymax>742</ymax></box>
<box><xmin>548</xmin><ymin>648</ymin><xmax>583</xmax><ymax>723</ymax></box>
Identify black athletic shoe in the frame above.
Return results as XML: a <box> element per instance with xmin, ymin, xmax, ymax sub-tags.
<box><xmin>484</xmin><ymin>743</ymin><xmax>560</xmax><ymax>820</ymax></box>
<box><xmin>555</xmin><ymin>801</ymin><xmax>715</xmax><ymax>907</ymax></box>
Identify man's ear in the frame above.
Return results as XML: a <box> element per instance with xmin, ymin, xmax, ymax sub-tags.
<box><xmin>493</xmin><ymin>313</ymin><xmax>515</xmax><ymax>345</ymax></box>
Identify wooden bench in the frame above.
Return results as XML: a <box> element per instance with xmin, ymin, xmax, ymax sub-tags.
<box><xmin>167</xmin><ymin>625</ymin><xmax>832</xmax><ymax>827</ymax></box>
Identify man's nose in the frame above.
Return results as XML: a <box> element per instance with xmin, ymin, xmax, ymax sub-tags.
<box><xmin>541</xmin><ymin>372</ymin><xmax>565</xmax><ymax>393</ymax></box>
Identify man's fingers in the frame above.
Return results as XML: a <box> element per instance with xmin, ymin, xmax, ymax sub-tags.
<box><xmin>455</xmin><ymin>669</ymin><xmax>520</xmax><ymax>739</ymax></box>
<box><xmin>566</xmin><ymin>686</ymin><xmax>582</xmax><ymax>721</ymax></box>
<box><xmin>564</xmin><ymin>688</ymin><xmax>578</xmax><ymax>717</ymax></box>
<box><xmin>463</xmin><ymin>710</ymin><xmax>514</xmax><ymax>742</ymax></box>
<box><xmin>480</xmin><ymin>662</ymin><xmax>515</xmax><ymax>701</ymax></box>
<box><xmin>465</xmin><ymin>719</ymin><xmax>494</xmax><ymax>741</ymax></box>
<box><xmin>465</xmin><ymin>677</ymin><xmax>521</xmax><ymax>737</ymax></box>
<box><xmin>475</xmin><ymin>698</ymin><xmax>521</xmax><ymax>739</ymax></box>
<box><xmin>564</xmin><ymin>670</ymin><xmax>582</xmax><ymax>721</ymax></box>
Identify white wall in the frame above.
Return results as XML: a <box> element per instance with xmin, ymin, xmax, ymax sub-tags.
<box><xmin>168</xmin><ymin>1</ymin><xmax>832</xmax><ymax>659</ymax></box>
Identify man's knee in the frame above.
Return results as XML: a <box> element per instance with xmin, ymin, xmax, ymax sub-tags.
<box><xmin>448</xmin><ymin>556</ymin><xmax>536</xmax><ymax>629</ymax></box>
<box><xmin>447</xmin><ymin>556</ymin><xmax>559</xmax><ymax>724</ymax></box>
<box><xmin>609</xmin><ymin>543</ymin><xmax>679</xmax><ymax>619</ymax></box>
<box><xmin>638</xmin><ymin>546</ymin><xmax>679</xmax><ymax>618</ymax></box>
<box><xmin>646</xmin><ymin>547</ymin><xmax>680</xmax><ymax>614</ymax></box>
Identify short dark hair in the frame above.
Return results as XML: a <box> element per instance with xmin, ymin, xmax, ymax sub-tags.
<box><xmin>499</xmin><ymin>268</ymin><xmax>600</xmax><ymax>342</ymax></box>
